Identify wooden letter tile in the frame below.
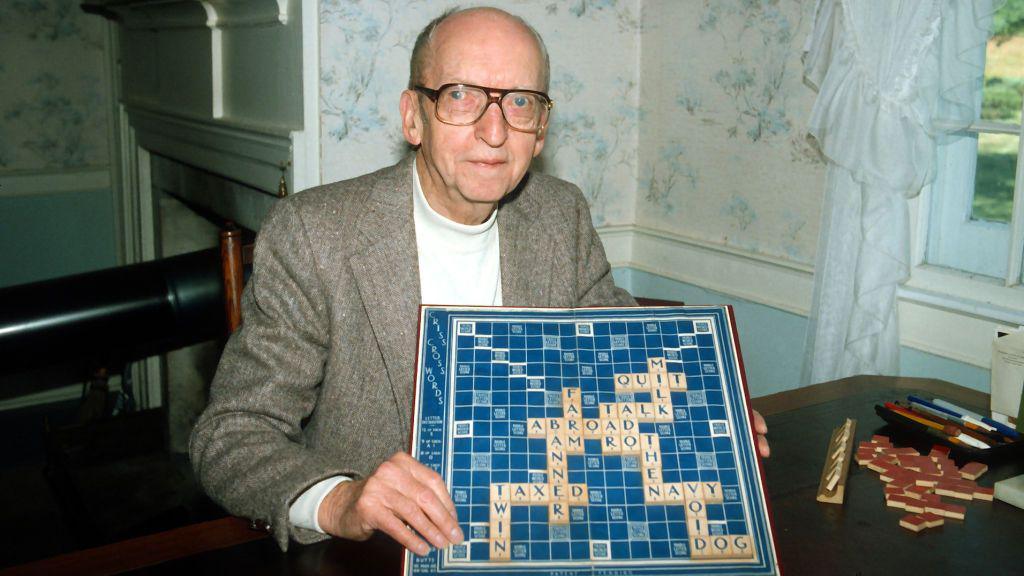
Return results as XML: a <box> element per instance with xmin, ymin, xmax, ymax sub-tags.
<box><xmin>647</xmin><ymin>357</ymin><xmax>668</xmax><ymax>373</ymax></box>
<box><xmin>566</xmin><ymin>433</ymin><xmax>585</xmax><ymax>454</ymax></box>
<box><xmin>511</xmin><ymin>484</ymin><xmax>530</xmax><ymax>503</ymax></box>
<box><xmin>637</xmin><ymin>403</ymin><xmax>656</xmax><ymax>422</ymax></box>
<box><xmin>490</xmin><ymin>537</ymin><xmax>510</xmax><ymax>560</ymax></box>
<box><xmin>710</xmin><ymin>535</ymin><xmax>732</xmax><ymax>558</ymax></box>
<box><xmin>599</xmin><ymin>403</ymin><xmax>618</xmax><ymax>419</ymax></box>
<box><xmin>687</xmin><ymin>516</ymin><xmax>708</xmax><ymax>536</ymax></box>
<box><xmin>620</xmin><ymin>432</ymin><xmax>641</xmax><ymax>455</ymax></box>
<box><xmin>682</xmin><ymin>481</ymin><xmax>704</xmax><ymax>501</ymax></box>
<box><xmin>644</xmin><ymin>484</ymin><xmax>665</xmax><ymax>503</ymax></box>
<box><xmin>701</xmin><ymin>482</ymin><xmax>723</xmax><ymax>503</ymax></box>
<box><xmin>664</xmin><ymin>483</ymin><xmax>685</xmax><ymax>502</ymax></box>
<box><xmin>602</xmin><ymin>434</ymin><xmax>621</xmax><ymax>455</ymax></box>
<box><xmin>529</xmin><ymin>483</ymin><xmax>549</xmax><ymax>504</ymax></box>
<box><xmin>730</xmin><ymin>535</ymin><xmax>754</xmax><ymax>559</ymax></box>
<box><xmin>550</xmin><ymin>483</ymin><xmax>568</xmax><ymax>502</ymax></box>
<box><xmin>490</xmin><ymin>499</ymin><xmax>511</xmax><ymax>520</ymax></box>
<box><xmin>527</xmin><ymin>418</ymin><xmax>546</xmax><ymax>438</ymax></box>
<box><xmin>654</xmin><ymin>402</ymin><xmax>674</xmax><ymax>422</ymax></box>
<box><xmin>549</xmin><ymin>501</ymin><xmax>569</xmax><ymax>524</ymax></box>
<box><xmin>690</xmin><ymin>536</ymin><xmax>710</xmax><ymax>559</ymax></box>
<box><xmin>668</xmin><ymin>372</ymin><xmax>687</xmax><ymax>390</ymax></box>
<box><xmin>686</xmin><ymin>499</ymin><xmax>707</xmax><ymax>518</ymax></box>
<box><xmin>569</xmin><ymin>484</ymin><xmax>589</xmax><ymax>504</ymax></box>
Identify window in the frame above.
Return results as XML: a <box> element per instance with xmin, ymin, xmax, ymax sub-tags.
<box><xmin>926</xmin><ymin>3</ymin><xmax>1024</xmax><ymax>285</ymax></box>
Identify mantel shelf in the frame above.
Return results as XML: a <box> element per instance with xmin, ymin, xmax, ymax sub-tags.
<box><xmin>82</xmin><ymin>0</ymin><xmax>288</xmax><ymax>29</ymax></box>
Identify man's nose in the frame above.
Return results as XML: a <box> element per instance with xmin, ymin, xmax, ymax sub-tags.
<box><xmin>475</xmin><ymin>102</ymin><xmax>509</xmax><ymax>147</ymax></box>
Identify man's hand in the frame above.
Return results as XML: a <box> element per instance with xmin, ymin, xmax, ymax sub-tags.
<box><xmin>318</xmin><ymin>452</ymin><xmax>464</xmax><ymax>556</ymax></box>
<box><xmin>752</xmin><ymin>409</ymin><xmax>770</xmax><ymax>458</ymax></box>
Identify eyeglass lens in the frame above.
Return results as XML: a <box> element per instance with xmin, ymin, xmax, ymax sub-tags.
<box><xmin>437</xmin><ymin>86</ymin><xmax>547</xmax><ymax>130</ymax></box>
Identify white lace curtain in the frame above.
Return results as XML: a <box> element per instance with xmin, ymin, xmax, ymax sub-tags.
<box><xmin>800</xmin><ymin>0</ymin><xmax>999</xmax><ymax>386</ymax></box>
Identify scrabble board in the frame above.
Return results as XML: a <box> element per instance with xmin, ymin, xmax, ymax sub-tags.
<box><xmin>406</xmin><ymin>306</ymin><xmax>779</xmax><ymax>576</ymax></box>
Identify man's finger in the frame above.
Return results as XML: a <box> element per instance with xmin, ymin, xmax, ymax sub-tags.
<box><xmin>752</xmin><ymin>409</ymin><xmax>768</xmax><ymax>435</ymax></box>
<box><xmin>375</xmin><ymin>511</ymin><xmax>431</xmax><ymax>556</ymax></box>
<box><xmin>409</xmin><ymin>481</ymin><xmax>463</xmax><ymax>545</ymax></box>
<box><xmin>388</xmin><ymin>491</ymin><xmax>452</xmax><ymax>550</ymax></box>
<box><xmin>757</xmin><ymin>434</ymin><xmax>771</xmax><ymax>458</ymax></box>
<box><xmin>405</xmin><ymin>458</ymin><xmax>461</xmax><ymax>533</ymax></box>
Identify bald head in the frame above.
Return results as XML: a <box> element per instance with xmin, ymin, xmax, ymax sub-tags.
<box><xmin>408</xmin><ymin>7</ymin><xmax>550</xmax><ymax>92</ymax></box>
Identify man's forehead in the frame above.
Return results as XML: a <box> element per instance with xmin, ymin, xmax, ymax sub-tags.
<box><xmin>427</xmin><ymin>15</ymin><xmax>543</xmax><ymax>88</ymax></box>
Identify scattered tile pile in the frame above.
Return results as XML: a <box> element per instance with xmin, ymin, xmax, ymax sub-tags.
<box><xmin>856</xmin><ymin>435</ymin><xmax>993</xmax><ymax>532</ymax></box>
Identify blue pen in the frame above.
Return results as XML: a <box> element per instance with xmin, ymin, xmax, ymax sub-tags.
<box><xmin>930</xmin><ymin>397</ymin><xmax>1010</xmax><ymax>437</ymax></box>
<box><xmin>981</xmin><ymin>416</ymin><xmax>1020</xmax><ymax>440</ymax></box>
<box><xmin>908</xmin><ymin>399</ymin><xmax>965</xmax><ymax>424</ymax></box>
<box><xmin>932</xmin><ymin>398</ymin><xmax>984</xmax><ymax>421</ymax></box>
<box><xmin>908</xmin><ymin>395</ymin><xmax>963</xmax><ymax>420</ymax></box>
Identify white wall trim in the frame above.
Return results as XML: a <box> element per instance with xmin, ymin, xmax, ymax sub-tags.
<box><xmin>0</xmin><ymin>377</ymin><xmax>124</xmax><ymax>413</ymax></box>
<box><xmin>0</xmin><ymin>384</ymin><xmax>82</xmax><ymax>412</ymax></box>
<box><xmin>88</xmin><ymin>0</ymin><xmax>288</xmax><ymax>30</ymax></box>
<box><xmin>0</xmin><ymin>168</ymin><xmax>111</xmax><ymax>198</ymax></box>
<box><xmin>291</xmin><ymin>0</ymin><xmax>322</xmax><ymax>193</ymax></box>
<box><xmin>598</xmin><ymin>225</ymin><xmax>814</xmax><ymax>316</ymax></box>
<box><xmin>127</xmin><ymin>106</ymin><xmax>292</xmax><ymax>195</ymax></box>
<box><xmin>597</xmin><ymin>225</ymin><xmax>1018</xmax><ymax>370</ymax></box>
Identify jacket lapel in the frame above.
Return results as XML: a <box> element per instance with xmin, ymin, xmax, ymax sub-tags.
<box><xmin>349</xmin><ymin>157</ymin><xmax>420</xmax><ymax>443</ymax></box>
<box><xmin>348</xmin><ymin>161</ymin><xmax>552</xmax><ymax>441</ymax></box>
<box><xmin>498</xmin><ymin>172</ymin><xmax>551</xmax><ymax>307</ymax></box>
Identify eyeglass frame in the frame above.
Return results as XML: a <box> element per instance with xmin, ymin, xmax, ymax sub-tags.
<box><xmin>413</xmin><ymin>83</ymin><xmax>554</xmax><ymax>134</ymax></box>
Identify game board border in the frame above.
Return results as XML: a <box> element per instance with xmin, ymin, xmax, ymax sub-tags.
<box><xmin>403</xmin><ymin>305</ymin><xmax>781</xmax><ymax>576</ymax></box>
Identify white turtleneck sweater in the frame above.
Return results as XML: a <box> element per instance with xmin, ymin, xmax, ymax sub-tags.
<box><xmin>412</xmin><ymin>160</ymin><xmax>503</xmax><ymax>307</ymax></box>
<box><xmin>288</xmin><ymin>159</ymin><xmax>503</xmax><ymax>533</ymax></box>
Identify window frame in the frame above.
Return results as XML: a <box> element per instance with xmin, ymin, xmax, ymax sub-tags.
<box><xmin>926</xmin><ymin>118</ymin><xmax>1024</xmax><ymax>284</ymax></box>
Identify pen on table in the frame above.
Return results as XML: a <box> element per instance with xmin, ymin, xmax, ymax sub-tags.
<box><xmin>906</xmin><ymin>397</ymin><xmax>1008</xmax><ymax>444</ymax></box>
<box><xmin>884</xmin><ymin>403</ymin><xmax>990</xmax><ymax>449</ymax></box>
<box><xmin>980</xmin><ymin>416</ymin><xmax>1020</xmax><ymax>440</ymax></box>
<box><xmin>931</xmin><ymin>398</ymin><xmax>985</xmax><ymax>421</ymax></box>
<box><xmin>877</xmin><ymin>405</ymin><xmax>965</xmax><ymax>447</ymax></box>
<box><xmin>907</xmin><ymin>395</ymin><xmax>962</xmax><ymax>420</ymax></box>
<box><xmin>921</xmin><ymin>396</ymin><xmax>987</xmax><ymax>431</ymax></box>
<box><xmin>895</xmin><ymin>402</ymin><xmax>996</xmax><ymax>448</ymax></box>
<box><xmin>928</xmin><ymin>397</ymin><xmax>1019</xmax><ymax>440</ymax></box>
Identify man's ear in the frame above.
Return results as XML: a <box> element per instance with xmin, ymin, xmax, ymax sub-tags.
<box><xmin>400</xmin><ymin>90</ymin><xmax>423</xmax><ymax>147</ymax></box>
<box><xmin>532</xmin><ymin>123</ymin><xmax>548</xmax><ymax>158</ymax></box>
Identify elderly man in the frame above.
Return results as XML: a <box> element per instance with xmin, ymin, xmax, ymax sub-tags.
<box><xmin>191</xmin><ymin>6</ymin><xmax>768</xmax><ymax>556</ymax></box>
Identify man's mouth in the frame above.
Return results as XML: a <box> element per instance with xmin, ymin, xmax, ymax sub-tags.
<box><xmin>470</xmin><ymin>159</ymin><xmax>506</xmax><ymax>167</ymax></box>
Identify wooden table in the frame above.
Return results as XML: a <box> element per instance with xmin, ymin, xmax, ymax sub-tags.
<box><xmin>6</xmin><ymin>376</ymin><xmax>1023</xmax><ymax>575</ymax></box>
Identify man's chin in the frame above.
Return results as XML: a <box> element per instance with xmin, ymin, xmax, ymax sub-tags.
<box><xmin>457</xmin><ymin>177</ymin><xmax>516</xmax><ymax>204</ymax></box>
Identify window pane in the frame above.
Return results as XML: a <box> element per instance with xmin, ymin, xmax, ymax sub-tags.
<box><xmin>972</xmin><ymin>132</ymin><xmax>1018</xmax><ymax>223</ymax></box>
<box><xmin>983</xmin><ymin>4</ymin><xmax>1024</xmax><ymax>123</ymax></box>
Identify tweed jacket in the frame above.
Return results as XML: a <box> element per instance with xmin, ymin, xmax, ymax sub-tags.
<box><xmin>189</xmin><ymin>156</ymin><xmax>635</xmax><ymax>550</ymax></box>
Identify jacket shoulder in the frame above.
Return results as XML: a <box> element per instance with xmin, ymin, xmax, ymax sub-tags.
<box><xmin>278</xmin><ymin>163</ymin><xmax>396</xmax><ymax>218</ymax></box>
<box><xmin>520</xmin><ymin>171</ymin><xmax>588</xmax><ymax>207</ymax></box>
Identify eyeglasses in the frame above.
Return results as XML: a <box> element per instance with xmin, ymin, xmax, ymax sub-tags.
<box><xmin>414</xmin><ymin>83</ymin><xmax>553</xmax><ymax>133</ymax></box>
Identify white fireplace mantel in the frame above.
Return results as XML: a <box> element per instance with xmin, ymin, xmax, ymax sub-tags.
<box><xmin>84</xmin><ymin>0</ymin><xmax>319</xmax><ymax>201</ymax></box>
<box><xmin>88</xmin><ymin>0</ymin><xmax>289</xmax><ymax>30</ymax></box>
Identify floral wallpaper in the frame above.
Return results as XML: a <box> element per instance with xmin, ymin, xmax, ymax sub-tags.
<box><xmin>319</xmin><ymin>0</ymin><xmax>641</xmax><ymax>226</ymax></box>
<box><xmin>637</xmin><ymin>0</ymin><xmax>825</xmax><ymax>265</ymax></box>
<box><xmin>0</xmin><ymin>0</ymin><xmax>110</xmax><ymax>173</ymax></box>
<box><xmin>320</xmin><ymin>1</ymin><xmax>827</xmax><ymax>264</ymax></box>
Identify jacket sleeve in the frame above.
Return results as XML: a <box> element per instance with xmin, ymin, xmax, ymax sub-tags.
<box><xmin>571</xmin><ymin>189</ymin><xmax>637</xmax><ymax>308</ymax></box>
<box><xmin>189</xmin><ymin>200</ymin><xmax>358</xmax><ymax>550</ymax></box>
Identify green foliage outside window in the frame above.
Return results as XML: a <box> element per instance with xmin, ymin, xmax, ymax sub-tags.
<box><xmin>974</xmin><ymin>0</ymin><xmax>1023</xmax><ymax>223</ymax></box>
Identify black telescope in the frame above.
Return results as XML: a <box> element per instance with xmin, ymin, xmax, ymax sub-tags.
<box><xmin>0</xmin><ymin>248</ymin><xmax>228</xmax><ymax>381</ymax></box>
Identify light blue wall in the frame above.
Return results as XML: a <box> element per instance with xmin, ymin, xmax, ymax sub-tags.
<box><xmin>0</xmin><ymin>190</ymin><xmax>118</xmax><ymax>288</ymax></box>
<box><xmin>612</xmin><ymin>268</ymin><xmax>991</xmax><ymax>397</ymax></box>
